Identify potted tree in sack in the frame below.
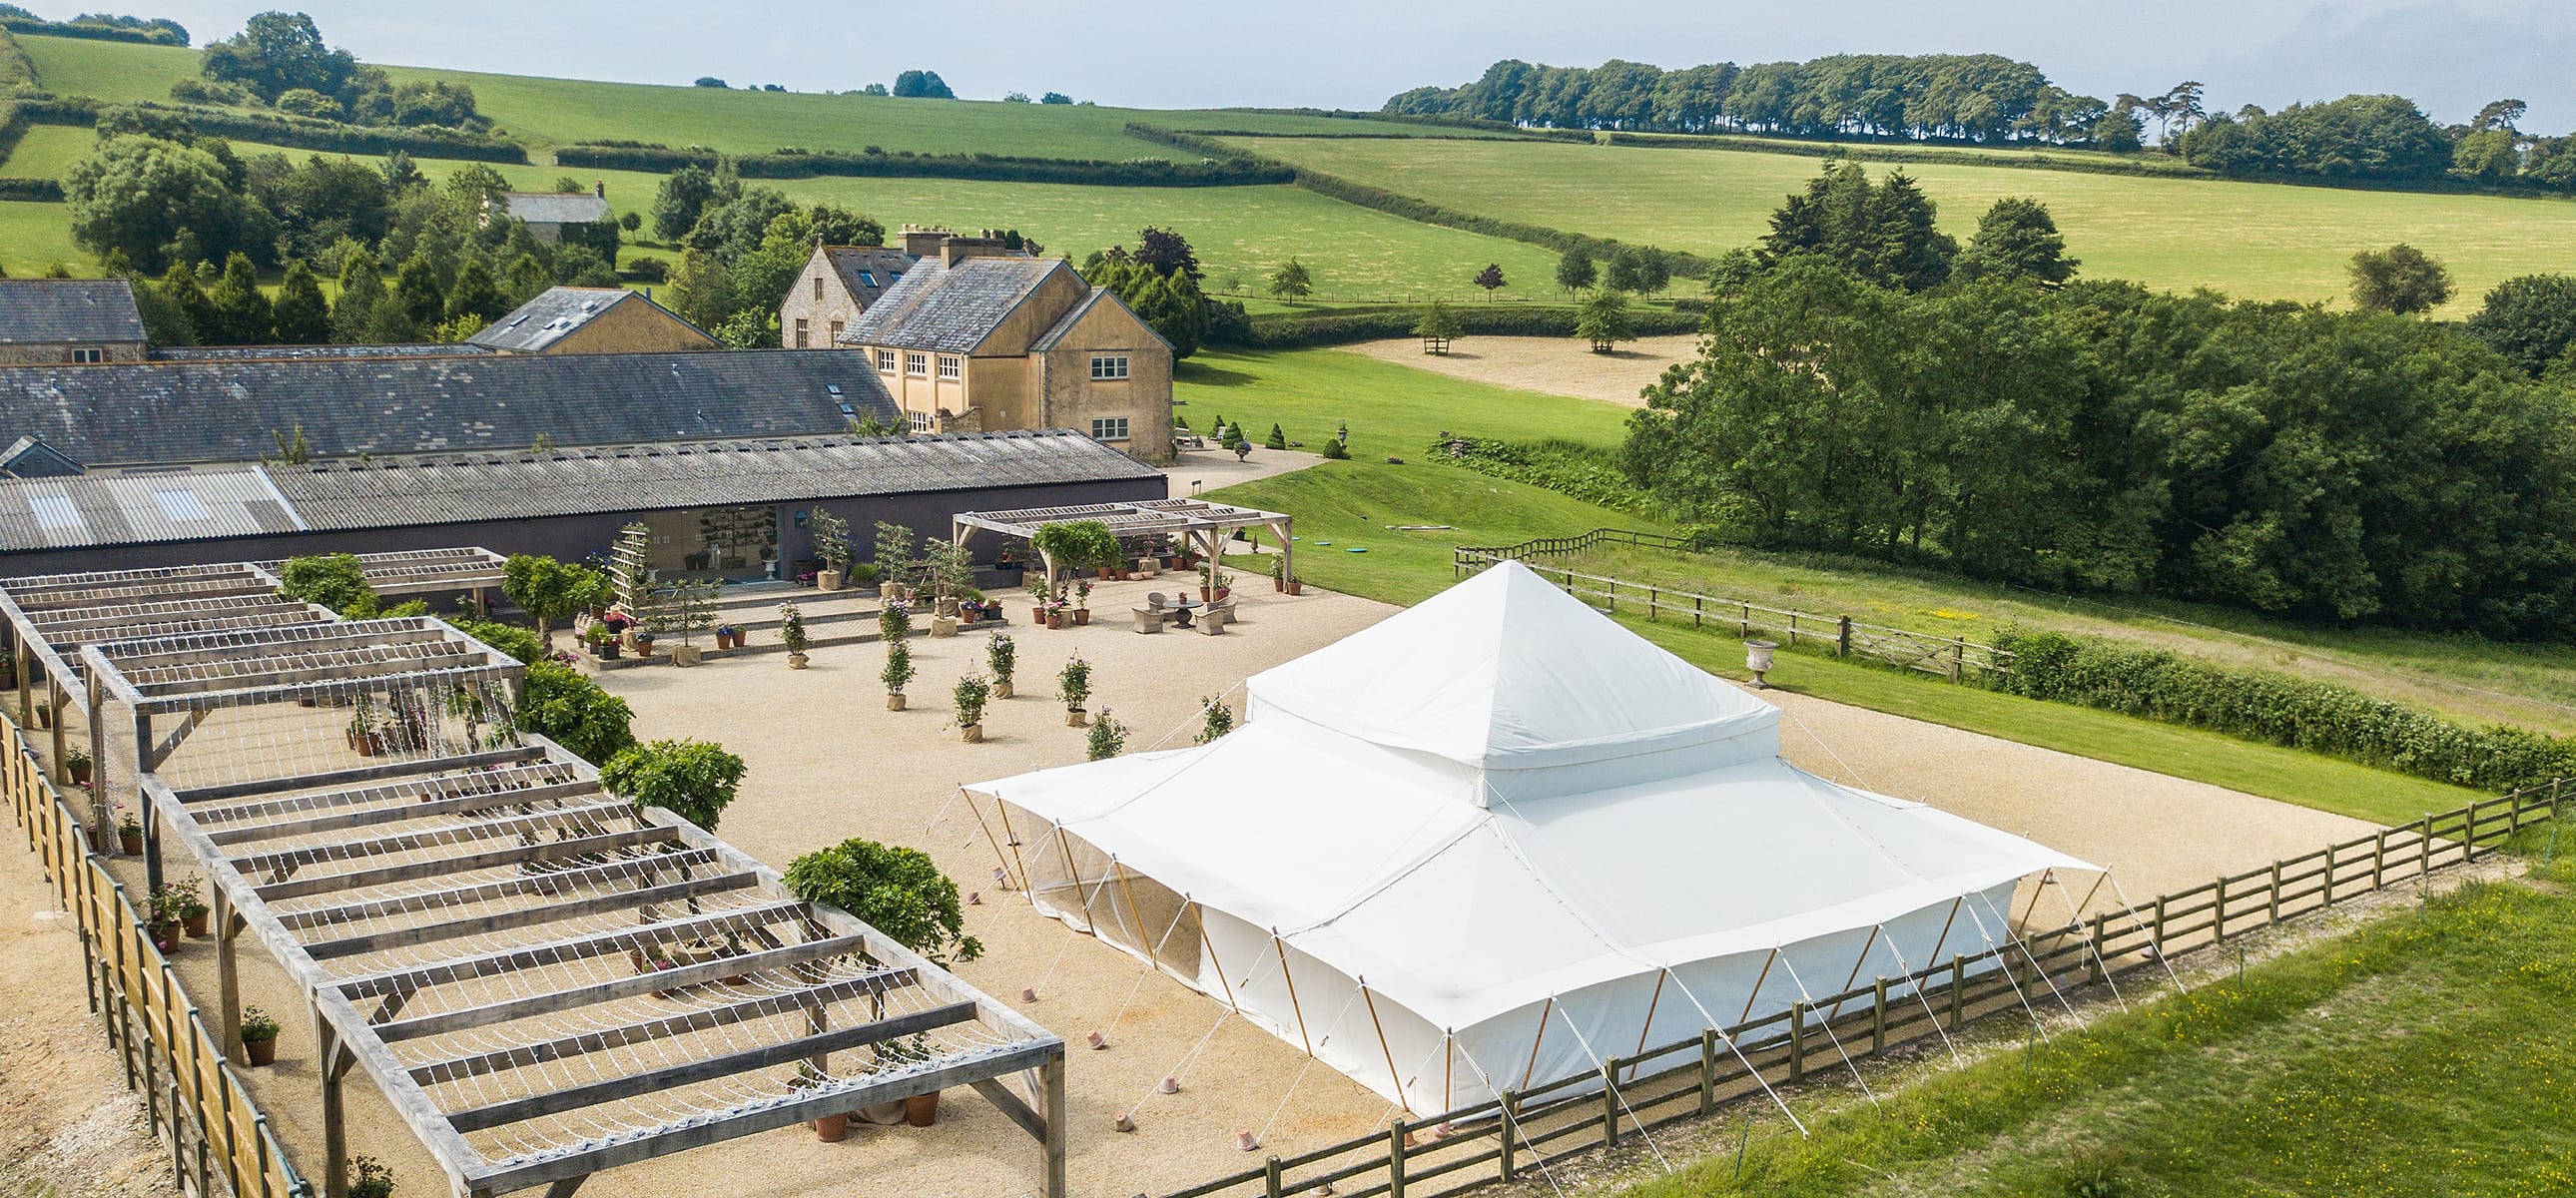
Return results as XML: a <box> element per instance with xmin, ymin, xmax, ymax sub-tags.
<box><xmin>783</xmin><ymin>839</ymin><xmax>984</xmax><ymax>1130</ymax></box>
<box><xmin>1058</xmin><ymin>656</ymin><xmax>1091</xmax><ymax>727</ymax></box>
<box><xmin>986</xmin><ymin>633</ymin><xmax>1015</xmax><ymax>698</ymax></box>
<box><xmin>873</xmin><ymin>521</ymin><xmax>918</xmax><ymax>603</ymax></box>
<box><xmin>883</xmin><ymin>640</ymin><xmax>915</xmax><ymax>711</ymax></box>
<box><xmin>780</xmin><ymin>603</ymin><xmax>811</xmax><ymax>669</ymax></box>
<box><xmin>239</xmin><ymin>1005</ymin><xmax>281</xmax><ymax>1066</ymax></box>
<box><xmin>811</xmin><ymin>508</ymin><xmax>855</xmax><ymax>592</ymax></box>
<box><xmin>953</xmin><ymin>674</ymin><xmax>990</xmax><ymax>743</ymax></box>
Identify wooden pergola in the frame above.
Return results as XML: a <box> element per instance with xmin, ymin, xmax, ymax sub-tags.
<box><xmin>253</xmin><ymin>547</ymin><xmax>509</xmax><ymax>599</ymax></box>
<box><xmin>953</xmin><ymin>498</ymin><xmax>1294</xmax><ymax>591</ymax></box>
<box><xmin>140</xmin><ymin>738</ymin><xmax>1064</xmax><ymax>1198</ymax></box>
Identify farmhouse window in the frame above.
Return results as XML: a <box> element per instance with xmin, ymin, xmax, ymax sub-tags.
<box><xmin>813</xmin><ymin>276</ymin><xmax>825</xmax><ymax>301</ymax></box>
<box><xmin>906</xmin><ymin>352</ymin><xmax>929</xmax><ymax>376</ymax></box>
<box><xmin>793</xmin><ymin>317</ymin><xmax>809</xmax><ymax>348</ymax></box>
<box><xmin>1089</xmin><ymin>353</ymin><xmax>1130</xmax><ymax>381</ymax></box>
<box><xmin>69</xmin><ymin>348</ymin><xmax>104</xmax><ymax>364</ymax></box>
<box><xmin>937</xmin><ymin>354</ymin><xmax>962</xmax><ymax>380</ymax></box>
<box><xmin>829</xmin><ymin>319</ymin><xmax>845</xmax><ymax>339</ymax></box>
<box><xmin>1089</xmin><ymin>416</ymin><xmax>1130</xmax><ymax>442</ymax></box>
<box><xmin>908</xmin><ymin>409</ymin><xmax>932</xmax><ymax>432</ymax></box>
<box><xmin>876</xmin><ymin>349</ymin><xmax>897</xmax><ymax>372</ymax></box>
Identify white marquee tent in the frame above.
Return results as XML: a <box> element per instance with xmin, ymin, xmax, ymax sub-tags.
<box><xmin>966</xmin><ymin>561</ymin><xmax>2092</xmax><ymax>1113</ymax></box>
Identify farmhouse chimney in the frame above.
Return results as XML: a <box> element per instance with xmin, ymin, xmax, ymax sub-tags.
<box><xmin>940</xmin><ymin>235</ymin><xmax>1010</xmax><ymax>267</ymax></box>
<box><xmin>900</xmin><ymin>225</ymin><xmax>951</xmax><ymax>258</ymax></box>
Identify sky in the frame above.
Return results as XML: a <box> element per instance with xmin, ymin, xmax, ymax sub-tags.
<box><xmin>105</xmin><ymin>1</ymin><xmax>2576</xmax><ymax>131</ymax></box>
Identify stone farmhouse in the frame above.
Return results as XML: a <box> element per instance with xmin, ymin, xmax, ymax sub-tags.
<box><xmin>779</xmin><ymin>244</ymin><xmax>917</xmax><ymax>348</ymax></box>
<box><xmin>0</xmin><ymin>280</ymin><xmax>148</xmax><ymax>365</ymax></box>
<box><xmin>468</xmin><ymin>287</ymin><xmax>717</xmax><ymax>354</ymax></box>
<box><xmin>817</xmin><ymin>229</ymin><xmax>1175</xmax><ymax>463</ymax></box>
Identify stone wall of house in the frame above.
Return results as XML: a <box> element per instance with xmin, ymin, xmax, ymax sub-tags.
<box><xmin>0</xmin><ymin>340</ymin><xmax>148</xmax><ymax>365</ymax></box>
<box><xmin>1033</xmin><ymin>300</ymin><xmax>1175</xmax><ymax>463</ymax></box>
<box><xmin>545</xmin><ymin>300</ymin><xmax>717</xmax><ymax>354</ymax></box>
<box><xmin>780</xmin><ymin>251</ymin><xmax>872</xmax><ymax>350</ymax></box>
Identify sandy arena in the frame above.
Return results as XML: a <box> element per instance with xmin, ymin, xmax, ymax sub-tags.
<box><xmin>4</xmin><ymin>575</ymin><xmax>2381</xmax><ymax>1198</ymax></box>
<box><xmin>1339</xmin><ymin>335</ymin><xmax>1705</xmax><ymax>407</ymax></box>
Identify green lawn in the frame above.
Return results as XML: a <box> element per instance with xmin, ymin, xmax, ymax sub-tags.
<box><xmin>12</xmin><ymin>33</ymin><xmax>1500</xmax><ymax>163</ymax></box>
<box><xmin>1176</xmin><ymin>345</ymin><xmax>1635</xmax><ymax>462</ymax></box>
<box><xmin>0</xmin><ymin>123</ymin><xmax>95</xmax><ymax>179</ymax></box>
<box><xmin>1234</xmin><ymin>135</ymin><xmax>2576</xmax><ymax>316</ymax></box>
<box><xmin>1623</xmin><ymin>852</ymin><xmax>2576</xmax><ymax>1198</ymax></box>
<box><xmin>0</xmin><ymin>200</ymin><xmax>81</xmax><ymax>276</ymax></box>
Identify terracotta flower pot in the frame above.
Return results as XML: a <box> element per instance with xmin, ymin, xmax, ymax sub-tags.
<box><xmin>1045</xmin><ymin>611</ymin><xmax>1063</xmax><ymax>630</ymax></box>
<box><xmin>119</xmin><ymin>833</ymin><xmax>143</xmax><ymax>856</ymax></box>
<box><xmin>905</xmin><ymin>1091</ymin><xmax>940</xmax><ymax>1128</ymax></box>
<box><xmin>184</xmin><ymin>912</ymin><xmax>209</xmax><ymax>938</ymax></box>
<box><xmin>1287</xmin><ymin>581</ymin><xmax>1304</xmax><ymax>596</ymax></box>
<box><xmin>1073</xmin><ymin>609</ymin><xmax>1089</xmax><ymax>626</ymax></box>
<box><xmin>814</xmin><ymin>1112</ymin><xmax>850</xmax><ymax>1142</ymax></box>
<box><xmin>68</xmin><ymin>763</ymin><xmax>91</xmax><ymax>786</ymax></box>
<box><xmin>150</xmin><ymin>921</ymin><xmax>180</xmax><ymax>953</ymax></box>
<box><xmin>1029</xmin><ymin>604</ymin><xmax>1046</xmax><ymax>623</ymax></box>
<box><xmin>244</xmin><ymin>1036</ymin><xmax>278</xmax><ymax>1067</ymax></box>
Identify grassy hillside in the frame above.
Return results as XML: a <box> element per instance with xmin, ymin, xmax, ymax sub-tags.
<box><xmin>1623</xmin><ymin>849</ymin><xmax>2576</xmax><ymax>1198</ymax></box>
<box><xmin>12</xmin><ymin>32</ymin><xmax>1489</xmax><ymax>162</ymax></box>
<box><xmin>1234</xmin><ymin>135</ymin><xmax>2576</xmax><ymax>316</ymax></box>
<box><xmin>1176</xmin><ymin>346</ymin><xmax>1634</xmax><ymax>458</ymax></box>
<box><xmin>0</xmin><ymin>122</ymin><xmax>94</xmax><ymax>179</ymax></box>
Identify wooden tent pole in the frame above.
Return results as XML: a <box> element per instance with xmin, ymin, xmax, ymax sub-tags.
<box><xmin>1626</xmin><ymin>969</ymin><xmax>1668</xmax><ymax>1081</ymax></box>
<box><xmin>992</xmin><ymin>801</ymin><xmax>1031</xmax><ymax>892</ymax></box>
<box><xmin>1272</xmin><ymin>930</ymin><xmax>1313</xmax><ymax>1057</ymax></box>
<box><xmin>1359</xmin><ymin>978</ymin><xmax>1407</xmax><ymax>1115</ymax></box>
<box><xmin>1736</xmin><ymin>948</ymin><xmax>1779</xmax><ymax>1025</ymax></box>
<box><xmin>1926</xmin><ymin>898</ymin><xmax>1965</xmax><ymax>967</ymax></box>
<box><xmin>1517</xmin><ymin>996</ymin><xmax>1555</xmax><ymax>1091</ymax></box>
<box><xmin>1048</xmin><ymin>825</ymin><xmax>1096</xmax><ymax>929</ymax></box>
<box><xmin>1109</xmin><ymin>858</ymin><xmax>1154</xmax><ymax>963</ymax></box>
<box><xmin>964</xmin><ymin>791</ymin><xmax>1018</xmax><ymax>893</ymax></box>
<box><xmin>1193</xmin><ymin>900</ymin><xmax>1242</xmax><ymax>1012</ymax></box>
<box><xmin>2017</xmin><ymin>868</ymin><xmax>2055</xmax><ymax>927</ymax></box>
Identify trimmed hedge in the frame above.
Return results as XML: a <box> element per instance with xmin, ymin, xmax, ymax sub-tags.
<box><xmin>0</xmin><ymin>176</ymin><xmax>61</xmax><ymax>200</ymax></box>
<box><xmin>0</xmin><ymin>16</ymin><xmax>184</xmax><ymax>46</ymax></box>
<box><xmin>1987</xmin><ymin>628</ymin><xmax>2576</xmax><ymax>795</ymax></box>
<box><xmin>1127</xmin><ymin>124</ymin><xmax>1708</xmax><ymax>278</ymax></box>
<box><xmin>14</xmin><ymin>93</ymin><xmax>96</xmax><ymax>124</ymax></box>
<box><xmin>1225</xmin><ymin>302</ymin><xmax>1699</xmax><ymax>349</ymax></box>
<box><xmin>103</xmin><ymin>102</ymin><xmax>529</xmax><ymax>162</ymax></box>
<box><xmin>0</xmin><ymin>28</ymin><xmax>36</xmax><ymax>95</ymax></box>
<box><xmin>555</xmin><ymin>140</ymin><xmax>1289</xmax><ymax>187</ymax></box>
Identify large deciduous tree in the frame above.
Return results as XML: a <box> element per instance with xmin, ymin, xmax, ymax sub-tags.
<box><xmin>62</xmin><ymin>136</ymin><xmax>260</xmax><ymax>273</ymax></box>
<box><xmin>2349</xmin><ymin>244</ymin><xmax>2453</xmax><ymax>315</ymax></box>
<box><xmin>199</xmin><ymin>10</ymin><xmax>357</xmax><ymax>103</ymax></box>
<box><xmin>891</xmin><ymin>70</ymin><xmax>955</xmax><ymax>99</ymax></box>
<box><xmin>2468</xmin><ymin>275</ymin><xmax>2576</xmax><ymax>376</ymax></box>
<box><xmin>501</xmin><ymin>554</ymin><xmax>612</xmax><ymax>649</ymax></box>
<box><xmin>1954</xmin><ymin>197</ymin><xmax>2078</xmax><ymax>286</ymax></box>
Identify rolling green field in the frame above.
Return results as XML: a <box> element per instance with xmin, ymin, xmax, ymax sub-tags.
<box><xmin>0</xmin><ymin>199</ymin><xmax>82</xmax><ymax>276</ymax></box>
<box><xmin>1234</xmin><ymin>135</ymin><xmax>2576</xmax><ymax>315</ymax></box>
<box><xmin>0</xmin><ymin>123</ymin><xmax>96</xmax><ymax>179</ymax></box>
<box><xmin>11</xmin><ymin>33</ymin><xmax>1491</xmax><ymax>161</ymax></box>
<box><xmin>1622</xmin><ymin>850</ymin><xmax>2576</xmax><ymax>1198</ymax></box>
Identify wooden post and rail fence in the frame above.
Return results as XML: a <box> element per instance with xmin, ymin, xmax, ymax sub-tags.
<box><xmin>1454</xmin><ymin>528</ymin><xmax>2011</xmax><ymax>682</ymax></box>
<box><xmin>2</xmin><ymin>707</ymin><xmax>311</xmax><ymax>1198</ymax></box>
<box><xmin>1155</xmin><ymin>777</ymin><xmax>2568</xmax><ymax>1198</ymax></box>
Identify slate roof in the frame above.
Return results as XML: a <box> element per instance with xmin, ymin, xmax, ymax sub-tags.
<box><xmin>0</xmin><ymin>430</ymin><xmax>1162</xmax><ymax>553</ymax></box>
<box><xmin>467</xmin><ymin>288</ymin><xmax>713</xmax><ymax>353</ymax></box>
<box><xmin>151</xmin><ymin>343</ymin><xmax>488</xmax><ymax>362</ymax></box>
<box><xmin>0</xmin><ymin>351</ymin><xmax>899</xmax><ymax>468</ymax></box>
<box><xmin>0</xmin><ymin>280</ymin><xmax>146</xmax><ymax>346</ymax></box>
<box><xmin>819</xmin><ymin>246</ymin><xmax>918</xmax><ymax>309</ymax></box>
<box><xmin>497</xmin><ymin>191</ymin><xmax>612</xmax><ymax>226</ymax></box>
<box><xmin>840</xmin><ymin>256</ymin><xmax>1068</xmax><ymax>353</ymax></box>
<box><xmin>1028</xmin><ymin>288</ymin><xmax>1174</xmax><ymax>353</ymax></box>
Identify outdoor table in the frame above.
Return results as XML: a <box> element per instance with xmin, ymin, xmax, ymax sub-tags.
<box><xmin>1170</xmin><ymin>598</ymin><xmax>1201</xmax><ymax>628</ymax></box>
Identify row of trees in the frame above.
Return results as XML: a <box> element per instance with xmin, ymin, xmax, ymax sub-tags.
<box><xmin>191</xmin><ymin>11</ymin><xmax>483</xmax><ymax>130</ymax></box>
<box><xmin>1622</xmin><ymin>256</ymin><xmax>2576</xmax><ymax>638</ymax></box>
<box><xmin>2179</xmin><ymin>94</ymin><xmax>2576</xmax><ymax>189</ymax></box>
<box><xmin>652</xmin><ymin>163</ymin><xmax>888</xmax><ymax>345</ymax></box>
<box><xmin>1386</xmin><ymin>54</ymin><xmax>2141</xmax><ymax>147</ymax></box>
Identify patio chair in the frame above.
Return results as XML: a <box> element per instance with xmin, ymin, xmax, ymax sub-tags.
<box><xmin>1131</xmin><ymin>606</ymin><xmax>1164</xmax><ymax>634</ymax></box>
<box><xmin>1146</xmin><ymin>592</ymin><xmax>1168</xmax><ymax>610</ymax></box>
<box><xmin>1199</xmin><ymin>605</ymin><xmax>1230</xmax><ymax>635</ymax></box>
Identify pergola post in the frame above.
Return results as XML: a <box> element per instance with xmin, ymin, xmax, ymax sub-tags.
<box><xmin>1040</xmin><ymin>1048</ymin><xmax>1067</xmax><ymax>1198</ymax></box>
<box><xmin>132</xmin><ymin>705</ymin><xmax>164</xmax><ymax>890</ymax></box>
<box><xmin>317</xmin><ymin>1012</ymin><xmax>349</xmax><ymax>1198</ymax></box>
<box><xmin>13</xmin><ymin>639</ymin><xmax>28</xmax><ymax>727</ymax></box>
<box><xmin>214</xmin><ymin>883</ymin><xmax>243</xmax><ymax>1058</ymax></box>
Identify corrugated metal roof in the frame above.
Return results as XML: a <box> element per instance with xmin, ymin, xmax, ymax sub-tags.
<box><xmin>0</xmin><ymin>281</ymin><xmax>146</xmax><ymax>346</ymax></box>
<box><xmin>467</xmin><ymin>288</ymin><xmax>714</xmax><ymax>353</ymax></box>
<box><xmin>0</xmin><ymin>351</ymin><xmax>899</xmax><ymax>467</ymax></box>
<box><xmin>498</xmin><ymin>191</ymin><xmax>612</xmax><ymax>226</ymax></box>
<box><xmin>0</xmin><ymin>468</ymin><xmax>304</xmax><ymax>551</ymax></box>
<box><xmin>841</xmin><ymin>257</ymin><xmax>1067</xmax><ymax>353</ymax></box>
<box><xmin>270</xmin><ymin>430</ymin><xmax>1162</xmax><ymax>531</ymax></box>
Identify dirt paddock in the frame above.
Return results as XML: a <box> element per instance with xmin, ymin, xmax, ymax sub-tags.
<box><xmin>1339</xmin><ymin>334</ymin><xmax>1704</xmax><ymax>406</ymax></box>
<box><xmin>0</xmin><ymin>575</ymin><xmax>2381</xmax><ymax>1198</ymax></box>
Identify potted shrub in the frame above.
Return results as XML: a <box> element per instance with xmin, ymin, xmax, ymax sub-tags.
<box><xmin>873</xmin><ymin>521</ymin><xmax>918</xmax><ymax>602</ymax></box>
<box><xmin>116</xmin><ymin>805</ymin><xmax>143</xmax><ymax>856</ymax></box>
<box><xmin>714</xmin><ymin>624</ymin><xmax>738</xmax><ymax>651</ymax></box>
<box><xmin>349</xmin><ymin>1156</ymin><xmax>394</xmax><ymax>1198</ymax></box>
<box><xmin>1072</xmin><ymin>579</ymin><xmax>1092</xmax><ymax>626</ymax></box>
<box><xmin>987</xmin><ymin>633</ymin><xmax>1015</xmax><ymax>698</ymax></box>
<box><xmin>1058</xmin><ymin>656</ymin><xmax>1091</xmax><ymax>727</ymax></box>
<box><xmin>1087</xmin><ymin>709</ymin><xmax>1127</xmax><ymax>761</ymax></box>
<box><xmin>780</xmin><ymin>603</ymin><xmax>811</xmax><ymax>669</ymax></box>
<box><xmin>31</xmin><ymin>700</ymin><xmax>49</xmax><ymax>730</ymax></box>
<box><xmin>790</xmin><ymin>1062</ymin><xmax>851</xmax><ymax>1141</ymax></box>
<box><xmin>783</xmin><ymin>839</ymin><xmax>985</xmax><ymax>1131</ymax></box>
<box><xmin>64</xmin><ymin>747</ymin><xmax>92</xmax><ymax>788</ymax></box>
<box><xmin>602</xmin><ymin>739</ymin><xmax>746</xmax><ymax>833</ymax></box>
<box><xmin>883</xmin><ymin>641</ymin><xmax>915</xmax><ymax>711</ymax></box>
<box><xmin>1197</xmin><ymin>697</ymin><xmax>1236</xmax><ymax>744</ymax></box>
<box><xmin>345</xmin><ymin>700</ymin><xmax>385</xmax><ymax>757</ymax></box>
<box><xmin>239</xmin><ymin>1004</ymin><xmax>281</xmax><ymax>1066</ymax></box>
<box><xmin>146</xmin><ymin>885</ymin><xmax>184</xmax><ymax>952</ymax></box>
<box><xmin>812</xmin><ymin>508</ymin><xmax>855</xmax><ymax>591</ymax></box>
<box><xmin>1270</xmin><ymin>555</ymin><xmax>1285</xmax><ymax>592</ymax></box>
<box><xmin>953</xmin><ymin>674</ymin><xmax>990</xmax><ymax>743</ymax></box>
<box><xmin>585</xmin><ymin>623</ymin><xmax>620</xmax><ymax>660</ymax></box>
<box><xmin>174</xmin><ymin>879</ymin><xmax>211</xmax><ymax>937</ymax></box>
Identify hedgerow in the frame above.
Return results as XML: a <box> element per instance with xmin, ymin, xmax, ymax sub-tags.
<box><xmin>1987</xmin><ymin>628</ymin><xmax>2576</xmax><ymax>794</ymax></box>
<box><xmin>555</xmin><ymin>141</ymin><xmax>1289</xmax><ymax>187</ymax></box>
<box><xmin>1222</xmin><ymin>303</ymin><xmax>1699</xmax><ymax>348</ymax></box>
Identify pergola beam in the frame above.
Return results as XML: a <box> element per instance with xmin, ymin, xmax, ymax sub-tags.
<box><xmin>207</xmin><ymin>777</ymin><xmax>600</xmax><ymax>845</ymax></box>
<box><xmin>251</xmin><ymin>825</ymin><xmax>680</xmax><ymax>901</ymax></box>
<box><xmin>442</xmin><ymin>1001</ymin><xmax>982</xmax><ymax>1133</ymax></box>
<box><xmin>278</xmin><ymin>847</ymin><xmax>725</xmax><ymax>933</ymax></box>
<box><xmin>333</xmin><ymin>899</ymin><xmax>808</xmax><ymax>1000</ymax></box>
<box><xmin>228</xmin><ymin>798</ymin><xmax>630</xmax><ymax>875</ymax></box>
<box><xmin>306</xmin><ymin>869</ymin><xmax>762</xmax><ymax>960</ymax></box>
<box><xmin>374</xmin><ymin>930</ymin><xmax>875</xmax><ymax>1042</ymax></box>
<box><xmin>181</xmin><ymin>746</ymin><xmax>547</xmax><ymax>805</ymax></box>
<box><xmin>407</xmin><ymin>968</ymin><xmax>920</xmax><ymax>1085</ymax></box>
